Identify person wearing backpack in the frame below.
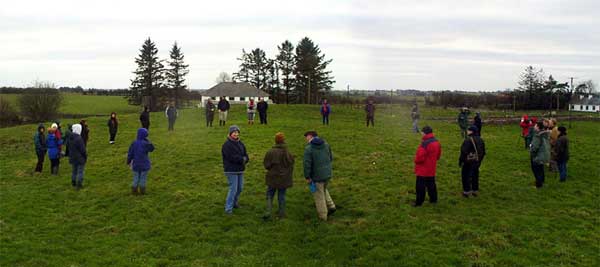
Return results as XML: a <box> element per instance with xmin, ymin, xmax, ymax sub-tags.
<box><xmin>413</xmin><ymin>126</ymin><xmax>442</xmax><ymax>206</ymax></box>
<box><xmin>459</xmin><ymin>125</ymin><xmax>486</xmax><ymax>197</ymax></box>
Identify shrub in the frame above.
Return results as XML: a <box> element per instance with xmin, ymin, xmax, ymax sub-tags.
<box><xmin>17</xmin><ymin>81</ymin><xmax>63</xmax><ymax>122</ymax></box>
<box><xmin>0</xmin><ymin>97</ymin><xmax>22</xmax><ymax>127</ymax></box>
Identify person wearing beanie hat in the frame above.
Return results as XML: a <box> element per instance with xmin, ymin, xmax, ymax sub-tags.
<box><xmin>51</xmin><ymin>122</ymin><xmax>64</xmax><ymax>154</ymax></box>
<box><xmin>221</xmin><ymin>125</ymin><xmax>249</xmax><ymax>214</ymax></box>
<box><xmin>413</xmin><ymin>125</ymin><xmax>442</xmax><ymax>206</ymax></box>
<box><xmin>107</xmin><ymin>112</ymin><xmax>118</xmax><ymax>144</ymax></box>
<box><xmin>68</xmin><ymin>124</ymin><xmax>87</xmax><ymax>189</ymax></box>
<box><xmin>459</xmin><ymin>125</ymin><xmax>486</xmax><ymax>198</ymax></box>
<box><xmin>303</xmin><ymin>130</ymin><xmax>336</xmax><ymax>220</ymax></box>
<box><xmin>47</xmin><ymin>126</ymin><xmax>63</xmax><ymax>175</ymax></box>
<box><xmin>127</xmin><ymin>128</ymin><xmax>155</xmax><ymax>195</ymax></box>
<box><xmin>555</xmin><ymin>126</ymin><xmax>569</xmax><ymax>182</ymax></box>
<box><xmin>33</xmin><ymin>124</ymin><xmax>47</xmax><ymax>173</ymax></box>
<box><xmin>262</xmin><ymin>132</ymin><xmax>295</xmax><ymax>219</ymax></box>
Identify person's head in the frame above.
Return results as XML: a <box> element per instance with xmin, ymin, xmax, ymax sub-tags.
<box><xmin>80</xmin><ymin>120</ymin><xmax>86</xmax><ymax>126</ymax></box>
<box><xmin>467</xmin><ymin>125</ymin><xmax>478</xmax><ymax>136</ymax></box>
<box><xmin>144</xmin><ymin>106</ymin><xmax>149</xmax><ymax>112</ymax></box>
<box><xmin>421</xmin><ymin>126</ymin><xmax>433</xmax><ymax>136</ymax></box>
<box><xmin>368</xmin><ymin>99</ymin><xmax>373</xmax><ymax>104</ymax></box>
<box><xmin>304</xmin><ymin>131</ymin><xmax>318</xmax><ymax>143</ymax></box>
<box><xmin>72</xmin><ymin>124</ymin><xmax>82</xmax><ymax>135</ymax></box>
<box><xmin>228</xmin><ymin>125</ymin><xmax>240</xmax><ymax>139</ymax></box>
<box><xmin>275</xmin><ymin>132</ymin><xmax>285</xmax><ymax>144</ymax></box>
<box><xmin>37</xmin><ymin>124</ymin><xmax>45</xmax><ymax>134</ymax></box>
<box><xmin>259</xmin><ymin>97</ymin><xmax>264</xmax><ymax>102</ymax></box>
<box><xmin>531</xmin><ymin>117</ymin><xmax>538</xmax><ymax>124</ymax></box>
<box><xmin>535</xmin><ymin>121</ymin><xmax>544</xmax><ymax>131</ymax></box>
<box><xmin>558</xmin><ymin>126</ymin><xmax>567</xmax><ymax>136</ymax></box>
<box><xmin>111</xmin><ymin>112</ymin><xmax>117</xmax><ymax>118</ymax></box>
<box><xmin>542</xmin><ymin>119</ymin><xmax>550</xmax><ymax>128</ymax></box>
<box><xmin>323</xmin><ymin>99</ymin><xmax>327</xmax><ymax>104</ymax></box>
<box><xmin>476</xmin><ymin>112</ymin><xmax>481</xmax><ymax>116</ymax></box>
<box><xmin>50</xmin><ymin>123</ymin><xmax>58</xmax><ymax>130</ymax></box>
<box><xmin>137</xmin><ymin>128</ymin><xmax>149</xmax><ymax>140</ymax></box>
<box><xmin>207</xmin><ymin>98</ymin><xmax>212</xmax><ymax>103</ymax></box>
<box><xmin>550</xmin><ymin>118</ymin><xmax>557</xmax><ymax>127</ymax></box>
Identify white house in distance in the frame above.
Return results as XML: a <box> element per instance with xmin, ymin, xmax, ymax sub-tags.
<box><xmin>569</xmin><ymin>95</ymin><xmax>600</xmax><ymax>113</ymax></box>
<box><xmin>200</xmin><ymin>81</ymin><xmax>270</xmax><ymax>107</ymax></box>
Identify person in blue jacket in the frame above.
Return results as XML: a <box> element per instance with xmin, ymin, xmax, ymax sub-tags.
<box><xmin>47</xmin><ymin>127</ymin><xmax>63</xmax><ymax>175</ymax></box>
<box><xmin>127</xmin><ymin>128</ymin><xmax>155</xmax><ymax>195</ymax></box>
<box><xmin>221</xmin><ymin>125</ymin><xmax>249</xmax><ymax>214</ymax></box>
<box><xmin>68</xmin><ymin>124</ymin><xmax>87</xmax><ymax>189</ymax></box>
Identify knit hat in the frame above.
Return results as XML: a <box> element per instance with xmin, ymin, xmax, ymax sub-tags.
<box><xmin>72</xmin><ymin>124</ymin><xmax>82</xmax><ymax>135</ymax></box>
<box><xmin>421</xmin><ymin>126</ymin><xmax>433</xmax><ymax>134</ymax></box>
<box><xmin>51</xmin><ymin>123</ymin><xmax>58</xmax><ymax>129</ymax></box>
<box><xmin>275</xmin><ymin>132</ymin><xmax>285</xmax><ymax>144</ymax></box>
<box><xmin>229</xmin><ymin>125</ymin><xmax>240</xmax><ymax>135</ymax></box>
<box><xmin>558</xmin><ymin>126</ymin><xmax>567</xmax><ymax>135</ymax></box>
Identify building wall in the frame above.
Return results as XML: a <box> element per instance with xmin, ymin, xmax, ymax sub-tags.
<box><xmin>569</xmin><ymin>104</ymin><xmax>600</xmax><ymax>112</ymax></box>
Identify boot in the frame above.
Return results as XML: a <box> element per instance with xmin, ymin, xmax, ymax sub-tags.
<box><xmin>131</xmin><ymin>186</ymin><xmax>138</xmax><ymax>195</ymax></box>
<box><xmin>140</xmin><ymin>187</ymin><xmax>146</xmax><ymax>195</ymax></box>
<box><xmin>262</xmin><ymin>197</ymin><xmax>273</xmax><ymax>220</ymax></box>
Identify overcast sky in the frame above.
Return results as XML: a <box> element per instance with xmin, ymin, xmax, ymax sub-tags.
<box><xmin>1</xmin><ymin>0</ymin><xmax>598</xmax><ymax>91</ymax></box>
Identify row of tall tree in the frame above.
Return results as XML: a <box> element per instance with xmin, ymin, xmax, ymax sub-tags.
<box><xmin>233</xmin><ymin>37</ymin><xmax>335</xmax><ymax>104</ymax></box>
<box><xmin>128</xmin><ymin>38</ymin><xmax>189</xmax><ymax>111</ymax></box>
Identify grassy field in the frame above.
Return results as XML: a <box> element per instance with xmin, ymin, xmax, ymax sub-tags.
<box><xmin>0</xmin><ymin>93</ymin><xmax>139</xmax><ymax>115</ymax></box>
<box><xmin>1</xmin><ymin>103</ymin><xmax>599</xmax><ymax>266</ymax></box>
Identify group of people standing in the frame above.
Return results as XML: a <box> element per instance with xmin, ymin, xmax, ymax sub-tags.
<box><xmin>204</xmin><ymin>97</ymin><xmax>269</xmax><ymax>127</ymax></box>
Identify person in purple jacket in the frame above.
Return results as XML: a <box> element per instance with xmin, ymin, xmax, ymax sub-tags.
<box><xmin>127</xmin><ymin>128</ymin><xmax>155</xmax><ymax>195</ymax></box>
<box><xmin>320</xmin><ymin>99</ymin><xmax>331</xmax><ymax>125</ymax></box>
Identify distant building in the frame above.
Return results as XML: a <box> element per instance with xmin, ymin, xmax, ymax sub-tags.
<box><xmin>569</xmin><ymin>95</ymin><xmax>600</xmax><ymax>112</ymax></box>
<box><xmin>200</xmin><ymin>82</ymin><xmax>270</xmax><ymax>107</ymax></box>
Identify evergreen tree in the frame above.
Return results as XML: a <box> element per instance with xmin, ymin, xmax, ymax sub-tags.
<box><xmin>276</xmin><ymin>40</ymin><xmax>295</xmax><ymax>104</ymax></box>
<box><xmin>233</xmin><ymin>49</ymin><xmax>250</xmax><ymax>82</ymax></box>
<box><xmin>294</xmin><ymin>37</ymin><xmax>334</xmax><ymax>104</ymax></box>
<box><xmin>129</xmin><ymin>38</ymin><xmax>165</xmax><ymax>111</ymax></box>
<box><xmin>517</xmin><ymin>66</ymin><xmax>544</xmax><ymax>108</ymax></box>
<box><xmin>166</xmin><ymin>42</ymin><xmax>189</xmax><ymax>108</ymax></box>
<box><xmin>234</xmin><ymin>48</ymin><xmax>271</xmax><ymax>91</ymax></box>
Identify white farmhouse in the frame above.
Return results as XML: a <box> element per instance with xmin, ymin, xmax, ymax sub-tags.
<box><xmin>569</xmin><ymin>95</ymin><xmax>600</xmax><ymax>113</ymax></box>
<box><xmin>200</xmin><ymin>82</ymin><xmax>270</xmax><ymax>107</ymax></box>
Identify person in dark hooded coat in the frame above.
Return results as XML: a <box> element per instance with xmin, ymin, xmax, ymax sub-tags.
<box><xmin>459</xmin><ymin>125</ymin><xmax>486</xmax><ymax>197</ymax></box>
<box><xmin>68</xmin><ymin>124</ymin><xmax>87</xmax><ymax>189</ymax></box>
<box><xmin>140</xmin><ymin>106</ymin><xmax>150</xmax><ymax>130</ymax></box>
<box><xmin>34</xmin><ymin>124</ymin><xmax>47</xmax><ymax>173</ymax></box>
<box><xmin>108</xmin><ymin>112</ymin><xmax>118</xmax><ymax>144</ymax></box>
<box><xmin>127</xmin><ymin>128</ymin><xmax>155</xmax><ymax>195</ymax></box>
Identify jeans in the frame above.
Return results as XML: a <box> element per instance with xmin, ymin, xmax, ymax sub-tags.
<box><xmin>225</xmin><ymin>173</ymin><xmax>244</xmax><ymax>213</ymax></box>
<box><xmin>322</xmin><ymin>115</ymin><xmax>329</xmax><ymax>125</ymax></box>
<box><xmin>132</xmin><ymin>170</ymin><xmax>149</xmax><ymax>187</ymax></box>
<box><xmin>557</xmin><ymin>160</ymin><xmax>568</xmax><ymax>182</ymax></box>
<box><xmin>71</xmin><ymin>163</ymin><xmax>85</xmax><ymax>186</ymax></box>
<box><xmin>168</xmin><ymin>119</ymin><xmax>176</xmax><ymax>131</ymax></box>
<box><xmin>267</xmin><ymin>187</ymin><xmax>286</xmax><ymax>211</ymax></box>
<box><xmin>109</xmin><ymin>132</ymin><xmax>117</xmax><ymax>142</ymax></box>
<box><xmin>531</xmin><ymin>161</ymin><xmax>545</xmax><ymax>188</ymax></box>
<box><xmin>412</xmin><ymin>119</ymin><xmax>419</xmax><ymax>133</ymax></box>
<box><xmin>259</xmin><ymin>112</ymin><xmax>267</xmax><ymax>124</ymax></box>
<box><xmin>313</xmin><ymin>181</ymin><xmax>335</xmax><ymax>220</ymax></box>
<box><xmin>461</xmin><ymin>162</ymin><xmax>480</xmax><ymax>193</ymax></box>
<box><xmin>415</xmin><ymin>176</ymin><xmax>438</xmax><ymax>205</ymax></box>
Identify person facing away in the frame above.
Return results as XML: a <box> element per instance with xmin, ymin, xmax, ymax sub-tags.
<box><xmin>555</xmin><ymin>126</ymin><xmax>569</xmax><ymax>182</ymax></box>
<box><xmin>127</xmin><ymin>128</ymin><xmax>155</xmax><ymax>195</ymax></box>
<box><xmin>205</xmin><ymin>99</ymin><xmax>216</xmax><ymax>127</ymax></box>
<box><xmin>413</xmin><ymin>126</ymin><xmax>442</xmax><ymax>207</ymax></box>
<box><xmin>257</xmin><ymin>97</ymin><xmax>269</xmax><ymax>125</ymax></box>
<box><xmin>218</xmin><ymin>96</ymin><xmax>231</xmax><ymax>126</ymax></box>
<box><xmin>320</xmin><ymin>99</ymin><xmax>331</xmax><ymax>125</ymax></box>
<box><xmin>107</xmin><ymin>112</ymin><xmax>118</xmax><ymax>144</ymax></box>
<box><xmin>262</xmin><ymin>132</ymin><xmax>295</xmax><ymax>220</ymax></box>
<box><xmin>459</xmin><ymin>125</ymin><xmax>486</xmax><ymax>198</ymax></box>
<box><xmin>365</xmin><ymin>99</ymin><xmax>375</xmax><ymax>127</ymax></box>
<box><xmin>457</xmin><ymin>108</ymin><xmax>470</xmax><ymax>139</ymax></box>
<box><xmin>47</xmin><ymin>126</ymin><xmax>63</xmax><ymax>175</ymax></box>
<box><xmin>525</xmin><ymin>117</ymin><xmax>538</xmax><ymax>149</ymax></box>
<box><xmin>473</xmin><ymin>112</ymin><xmax>482</xmax><ymax>136</ymax></box>
<box><xmin>80</xmin><ymin>120</ymin><xmax>89</xmax><ymax>146</ymax></box>
<box><xmin>303</xmin><ymin>131</ymin><xmax>336</xmax><ymax>221</ymax></box>
<box><xmin>165</xmin><ymin>104</ymin><xmax>178</xmax><ymax>131</ymax></box>
<box><xmin>221</xmin><ymin>125</ymin><xmax>249</xmax><ymax>214</ymax></box>
<box><xmin>68</xmin><ymin>124</ymin><xmax>87</xmax><ymax>190</ymax></box>
<box><xmin>411</xmin><ymin>103</ymin><xmax>420</xmax><ymax>133</ymax></box>
<box><xmin>33</xmin><ymin>124</ymin><xmax>47</xmax><ymax>173</ymax></box>
<box><xmin>530</xmin><ymin>121</ymin><xmax>551</xmax><ymax>188</ymax></box>
<box><xmin>247</xmin><ymin>98</ymin><xmax>256</xmax><ymax>125</ymax></box>
<box><xmin>140</xmin><ymin>106</ymin><xmax>150</xmax><ymax>130</ymax></box>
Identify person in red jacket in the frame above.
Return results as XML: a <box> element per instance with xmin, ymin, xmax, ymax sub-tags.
<box><xmin>413</xmin><ymin>125</ymin><xmax>442</xmax><ymax>207</ymax></box>
<box><xmin>520</xmin><ymin>115</ymin><xmax>531</xmax><ymax>149</ymax></box>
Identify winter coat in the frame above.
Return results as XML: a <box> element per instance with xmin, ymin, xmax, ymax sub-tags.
<box><xmin>81</xmin><ymin>125</ymin><xmax>89</xmax><ymax>145</ymax></box>
<box><xmin>47</xmin><ymin>133</ymin><xmax>63</xmax><ymax>160</ymax></box>
<box><xmin>68</xmin><ymin>133</ymin><xmax>87</xmax><ymax>165</ymax></box>
<box><xmin>247</xmin><ymin>101</ymin><xmax>256</xmax><ymax>114</ymax></box>
<box><xmin>140</xmin><ymin>111</ymin><xmax>150</xmax><ymax>129</ymax></box>
<box><xmin>474</xmin><ymin>115</ymin><xmax>482</xmax><ymax>133</ymax></box>
<box><xmin>459</xmin><ymin>135</ymin><xmax>486</xmax><ymax>165</ymax></box>
<box><xmin>263</xmin><ymin>143</ymin><xmax>295</xmax><ymax>189</ymax></box>
<box><xmin>257</xmin><ymin>101</ymin><xmax>268</xmax><ymax>113</ymax></box>
<box><xmin>303</xmin><ymin>137</ymin><xmax>333</xmax><ymax>182</ymax></box>
<box><xmin>166</xmin><ymin>107</ymin><xmax>178</xmax><ymax>120</ymax></box>
<box><xmin>34</xmin><ymin>124</ymin><xmax>47</xmax><ymax>154</ymax></box>
<box><xmin>550</xmin><ymin>127</ymin><xmax>559</xmax><ymax>146</ymax></box>
<box><xmin>555</xmin><ymin>135</ymin><xmax>569</xmax><ymax>162</ymax></box>
<box><xmin>221</xmin><ymin>137</ymin><xmax>248</xmax><ymax>173</ymax></box>
<box><xmin>414</xmin><ymin>133</ymin><xmax>442</xmax><ymax>177</ymax></box>
<box><xmin>530</xmin><ymin>129</ymin><xmax>551</xmax><ymax>164</ymax></box>
<box><xmin>457</xmin><ymin>111</ymin><xmax>469</xmax><ymax>129</ymax></box>
<box><xmin>127</xmin><ymin>128</ymin><xmax>155</xmax><ymax>172</ymax></box>
<box><xmin>365</xmin><ymin>103</ymin><xmax>375</xmax><ymax>117</ymax></box>
<box><xmin>320</xmin><ymin>104</ymin><xmax>331</xmax><ymax>116</ymax></box>
<box><xmin>520</xmin><ymin>118</ymin><xmax>530</xmax><ymax>137</ymax></box>
<box><xmin>108</xmin><ymin>118</ymin><xmax>118</xmax><ymax>134</ymax></box>
<box><xmin>218</xmin><ymin>100</ymin><xmax>230</xmax><ymax>111</ymax></box>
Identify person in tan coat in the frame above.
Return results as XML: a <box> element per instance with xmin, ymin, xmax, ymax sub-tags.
<box><xmin>263</xmin><ymin>132</ymin><xmax>295</xmax><ymax>219</ymax></box>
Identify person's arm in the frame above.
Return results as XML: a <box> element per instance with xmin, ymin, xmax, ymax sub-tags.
<box><xmin>414</xmin><ymin>146</ymin><xmax>427</xmax><ymax>164</ymax></box>
<box><xmin>127</xmin><ymin>143</ymin><xmax>134</xmax><ymax>165</ymax></box>
<box><xmin>263</xmin><ymin>150</ymin><xmax>272</xmax><ymax>170</ymax></box>
<box><xmin>328</xmin><ymin>144</ymin><xmax>333</xmax><ymax>162</ymax></box>
<box><xmin>480</xmin><ymin>139</ymin><xmax>486</xmax><ymax>161</ymax></box>
<box><xmin>146</xmin><ymin>141</ymin><xmax>155</xmax><ymax>153</ymax></box>
<box><xmin>77</xmin><ymin>138</ymin><xmax>87</xmax><ymax>160</ymax></box>
<box><xmin>165</xmin><ymin>107</ymin><xmax>169</xmax><ymax>118</ymax></box>
<box><xmin>459</xmin><ymin>140</ymin><xmax>469</xmax><ymax>166</ymax></box>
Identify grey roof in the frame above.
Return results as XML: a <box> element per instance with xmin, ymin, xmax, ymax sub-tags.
<box><xmin>570</xmin><ymin>96</ymin><xmax>600</xmax><ymax>105</ymax></box>
<box><xmin>202</xmin><ymin>82</ymin><xmax>270</xmax><ymax>97</ymax></box>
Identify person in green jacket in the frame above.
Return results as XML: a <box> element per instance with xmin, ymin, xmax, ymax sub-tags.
<box><xmin>530</xmin><ymin>121</ymin><xmax>551</xmax><ymax>188</ymax></box>
<box><xmin>262</xmin><ymin>132</ymin><xmax>295</xmax><ymax>220</ymax></box>
<box><xmin>457</xmin><ymin>107</ymin><xmax>470</xmax><ymax>139</ymax></box>
<box><xmin>303</xmin><ymin>131</ymin><xmax>336</xmax><ymax>221</ymax></box>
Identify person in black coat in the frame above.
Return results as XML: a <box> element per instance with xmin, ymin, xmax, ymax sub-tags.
<box><xmin>218</xmin><ymin>97</ymin><xmax>231</xmax><ymax>126</ymax></box>
<box><xmin>221</xmin><ymin>125</ymin><xmax>249</xmax><ymax>214</ymax></box>
<box><xmin>473</xmin><ymin>112</ymin><xmax>482</xmax><ymax>136</ymax></box>
<box><xmin>80</xmin><ymin>120</ymin><xmax>89</xmax><ymax>146</ymax></box>
<box><xmin>257</xmin><ymin>98</ymin><xmax>269</xmax><ymax>125</ymax></box>
<box><xmin>68</xmin><ymin>124</ymin><xmax>87</xmax><ymax>189</ymax></box>
<box><xmin>555</xmin><ymin>126</ymin><xmax>569</xmax><ymax>182</ymax></box>
<box><xmin>107</xmin><ymin>112</ymin><xmax>118</xmax><ymax>144</ymax></box>
<box><xmin>459</xmin><ymin>125</ymin><xmax>486</xmax><ymax>197</ymax></box>
<box><xmin>34</xmin><ymin>124</ymin><xmax>47</xmax><ymax>173</ymax></box>
<box><xmin>140</xmin><ymin>106</ymin><xmax>150</xmax><ymax>130</ymax></box>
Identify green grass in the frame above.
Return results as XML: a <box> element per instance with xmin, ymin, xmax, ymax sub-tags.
<box><xmin>0</xmin><ymin>93</ymin><xmax>139</xmax><ymax>115</ymax></box>
<box><xmin>1</xmin><ymin>104</ymin><xmax>599</xmax><ymax>266</ymax></box>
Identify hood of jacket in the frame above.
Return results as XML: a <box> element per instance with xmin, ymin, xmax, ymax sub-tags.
<box><xmin>310</xmin><ymin>137</ymin><xmax>326</xmax><ymax>148</ymax></box>
<box><xmin>137</xmin><ymin>128</ymin><xmax>148</xmax><ymax>140</ymax></box>
<box><xmin>537</xmin><ymin>129</ymin><xmax>551</xmax><ymax>137</ymax></box>
<box><xmin>421</xmin><ymin>133</ymin><xmax>435</xmax><ymax>141</ymax></box>
<box><xmin>37</xmin><ymin>124</ymin><xmax>45</xmax><ymax>133</ymax></box>
<box><xmin>72</xmin><ymin>124</ymin><xmax>82</xmax><ymax>135</ymax></box>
